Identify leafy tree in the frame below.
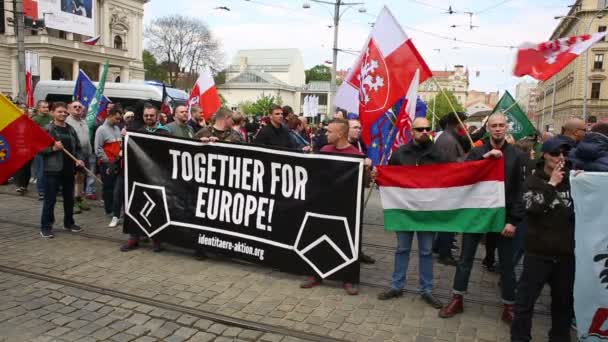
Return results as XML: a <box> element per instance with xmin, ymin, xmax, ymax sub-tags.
<box><xmin>305</xmin><ymin>65</ymin><xmax>331</xmax><ymax>83</ymax></box>
<box><xmin>143</xmin><ymin>50</ymin><xmax>167</xmax><ymax>82</ymax></box>
<box><xmin>426</xmin><ymin>90</ymin><xmax>464</xmax><ymax>121</ymax></box>
<box><xmin>146</xmin><ymin>15</ymin><xmax>224</xmax><ymax>87</ymax></box>
<box><xmin>240</xmin><ymin>94</ymin><xmax>282</xmax><ymax>117</ymax></box>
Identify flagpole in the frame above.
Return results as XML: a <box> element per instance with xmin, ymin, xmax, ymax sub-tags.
<box><xmin>364</xmin><ymin>120</ymin><xmax>399</xmax><ymax>209</ymax></box>
<box><xmin>431</xmin><ymin>96</ymin><xmax>436</xmax><ymax>131</ymax></box>
<box><xmin>550</xmin><ymin>78</ymin><xmax>557</xmax><ymax>121</ymax></box>
<box><xmin>430</xmin><ymin>77</ymin><xmax>474</xmax><ymax>145</ymax></box>
<box><xmin>61</xmin><ymin>149</ymin><xmax>103</xmax><ymax>184</ymax></box>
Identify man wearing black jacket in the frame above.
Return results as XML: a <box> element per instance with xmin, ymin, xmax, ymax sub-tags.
<box><xmin>511</xmin><ymin>137</ymin><xmax>574</xmax><ymax>342</ymax></box>
<box><xmin>253</xmin><ymin>105</ymin><xmax>295</xmax><ymax>149</ymax></box>
<box><xmin>377</xmin><ymin>118</ymin><xmax>443</xmax><ymax>308</ymax></box>
<box><xmin>440</xmin><ymin>113</ymin><xmax>525</xmax><ymax>324</ymax></box>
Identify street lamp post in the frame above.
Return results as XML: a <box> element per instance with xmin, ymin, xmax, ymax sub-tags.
<box><xmin>303</xmin><ymin>0</ymin><xmax>365</xmax><ymax>117</ymax></box>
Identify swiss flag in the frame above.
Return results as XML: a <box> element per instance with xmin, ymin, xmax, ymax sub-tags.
<box><xmin>514</xmin><ymin>32</ymin><xmax>608</xmax><ymax>81</ymax></box>
<box><xmin>335</xmin><ymin>6</ymin><xmax>432</xmax><ymax>145</ymax></box>
<box><xmin>188</xmin><ymin>70</ymin><xmax>221</xmax><ymax>120</ymax></box>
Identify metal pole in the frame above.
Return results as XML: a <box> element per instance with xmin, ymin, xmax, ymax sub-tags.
<box><xmin>14</xmin><ymin>0</ymin><xmax>26</xmax><ymax>104</ymax></box>
<box><xmin>328</xmin><ymin>0</ymin><xmax>340</xmax><ymax>117</ymax></box>
<box><xmin>541</xmin><ymin>88</ymin><xmax>547</xmax><ymax>132</ymax></box>
<box><xmin>431</xmin><ymin>96</ymin><xmax>436</xmax><ymax>131</ymax></box>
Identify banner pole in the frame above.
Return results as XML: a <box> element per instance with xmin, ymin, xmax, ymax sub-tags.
<box><xmin>61</xmin><ymin>148</ymin><xmax>103</xmax><ymax>185</ymax></box>
<box><xmin>430</xmin><ymin>77</ymin><xmax>474</xmax><ymax>146</ymax></box>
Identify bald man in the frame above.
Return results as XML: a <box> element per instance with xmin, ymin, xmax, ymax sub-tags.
<box><xmin>560</xmin><ymin>117</ymin><xmax>587</xmax><ymax>145</ymax></box>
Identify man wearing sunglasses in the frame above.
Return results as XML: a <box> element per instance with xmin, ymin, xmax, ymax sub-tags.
<box><xmin>377</xmin><ymin>117</ymin><xmax>444</xmax><ymax>309</ymax></box>
<box><xmin>511</xmin><ymin>137</ymin><xmax>574</xmax><ymax>342</ymax></box>
<box><xmin>441</xmin><ymin>113</ymin><xmax>526</xmax><ymax>324</ymax></box>
<box><xmin>66</xmin><ymin>100</ymin><xmax>92</xmax><ymax>214</ymax></box>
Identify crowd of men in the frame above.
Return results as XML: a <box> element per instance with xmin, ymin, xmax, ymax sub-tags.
<box><xmin>7</xmin><ymin>98</ymin><xmax>608</xmax><ymax>342</ymax></box>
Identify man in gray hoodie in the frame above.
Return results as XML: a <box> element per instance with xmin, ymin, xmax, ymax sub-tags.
<box><xmin>94</xmin><ymin>108</ymin><xmax>123</xmax><ymax>216</ymax></box>
<box><xmin>66</xmin><ymin>101</ymin><xmax>92</xmax><ymax>213</ymax></box>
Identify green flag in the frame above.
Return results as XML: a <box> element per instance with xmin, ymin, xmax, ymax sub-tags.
<box><xmin>492</xmin><ymin>91</ymin><xmax>536</xmax><ymax>140</ymax></box>
<box><xmin>86</xmin><ymin>60</ymin><xmax>109</xmax><ymax>130</ymax></box>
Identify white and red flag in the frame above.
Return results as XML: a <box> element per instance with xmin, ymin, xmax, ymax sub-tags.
<box><xmin>514</xmin><ymin>32</ymin><xmax>608</xmax><ymax>81</ymax></box>
<box><xmin>188</xmin><ymin>69</ymin><xmax>221</xmax><ymax>120</ymax></box>
<box><xmin>83</xmin><ymin>36</ymin><xmax>101</xmax><ymax>46</ymax></box>
<box><xmin>335</xmin><ymin>6</ymin><xmax>432</xmax><ymax>145</ymax></box>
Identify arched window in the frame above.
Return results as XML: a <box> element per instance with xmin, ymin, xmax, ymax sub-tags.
<box><xmin>114</xmin><ymin>35</ymin><xmax>123</xmax><ymax>49</ymax></box>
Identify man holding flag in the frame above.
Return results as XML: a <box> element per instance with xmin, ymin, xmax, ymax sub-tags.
<box><xmin>440</xmin><ymin>113</ymin><xmax>526</xmax><ymax>324</ymax></box>
<box><xmin>376</xmin><ymin>117</ymin><xmax>444</xmax><ymax>308</ymax></box>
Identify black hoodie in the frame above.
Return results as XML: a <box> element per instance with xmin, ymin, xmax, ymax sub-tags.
<box><xmin>522</xmin><ymin>161</ymin><xmax>574</xmax><ymax>259</ymax></box>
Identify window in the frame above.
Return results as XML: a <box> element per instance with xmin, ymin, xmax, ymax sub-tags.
<box><xmin>594</xmin><ymin>54</ymin><xmax>604</xmax><ymax>69</ymax></box>
<box><xmin>599</xmin><ymin>26</ymin><xmax>607</xmax><ymax>41</ymax></box>
<box><xmin>114</xmin><ymin>36</ymin><xmax>123</xmax><ymax>49</ymax></box>
<box><xmin>591</xmin><ymin>82</ymin><xmax>601</xmax><ymax>99</ymax></box>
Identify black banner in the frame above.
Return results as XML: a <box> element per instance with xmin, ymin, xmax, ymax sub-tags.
<box><xmin>124</xmin><ymin>132</ymin><xmax>364</xmax><ymax>282</ymax></box>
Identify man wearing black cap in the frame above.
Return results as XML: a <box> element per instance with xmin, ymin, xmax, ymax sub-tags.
<box><xmin>511</xmin><ymin>137</ymin><xmax>574</xmax><ymax>342</ymax></box>
<box><xmin>440</xmin><ymin>112</ymin><xmax>526</xmax><ymax>324</ymax></box>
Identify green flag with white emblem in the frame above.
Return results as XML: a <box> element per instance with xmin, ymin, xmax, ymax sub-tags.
<box><xmin>492</xmin><ymin>91</ymin><xmax>536</xmax><ymax>140</ymax></box>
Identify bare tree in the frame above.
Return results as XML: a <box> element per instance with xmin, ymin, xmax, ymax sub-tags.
<box><xmin>145</xmin><ymin>15</ymin><xmax>224</xmax><ymax>87</ymax></box>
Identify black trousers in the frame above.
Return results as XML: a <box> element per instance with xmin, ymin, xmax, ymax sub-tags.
<box><xmin>15</xmin><ymin>160</ymin><xmax>32</xmax><ymax>188</ymax></box>
<box><xmin>484</xmin><ymin>232</ymin><xmax>499</xmax><ymax>266</ymax></box>
<box><xmin>511</xmin><ymin>254</ymin><xmax>574</xmax><ymax>342</ymax></box>
<box><xmin>41</xmin><ymin>172</ymin><xmax>75</xmax><ymax>231</ymax></box>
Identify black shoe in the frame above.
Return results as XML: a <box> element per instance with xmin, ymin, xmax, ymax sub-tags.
<box><xmin>40</xmin><ymin>231</ymin><xmax>54</xmax><ymax>239</ymax></box>
<box><xmin>377</xmin><ymin>288</ymin><xmax>403</xmax><ymax>300</ymax></box>
<box><xmin>63</xmin><ymin>224</ymin><xmax>82</xmax><ymax>232</ymax></box>
<box><xmin>421</xmin><ymin>292</ymin><xmax>443</xmax><ymax>309</ymax></box>
<box><xmin>359</xmin><ymin>252</ymin><xmax>376</xmax><ymax>264</ymax></box>
<box><xmin>38</xmin><ymin>193</ymin><xmax>44</xmax><ymax>201</ymax></box>
<box><xmin>438</xmin><ymin>256</ymin><xmax>458</xmax><ymax>266</ymax></box>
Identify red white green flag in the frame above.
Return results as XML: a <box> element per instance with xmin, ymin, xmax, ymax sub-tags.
<box><xmin>377</xmin><ymin>158</ymin><xmax>506</xmax><ymax>233</ymax></box>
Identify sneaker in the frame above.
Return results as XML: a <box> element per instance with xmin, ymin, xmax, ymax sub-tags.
<box><xmin>343</xmin><ymin>283</ymin><xmax>359</xmax><ymax>295</ymax></box>
<box><xmin>40</xmin><ymin>231</ymin><xmax>54</xmax><ymax>239</ymax></box>
<box><xmin>16</xmin><ymin>187</ymin><xmax>25</xmax><ymax>195</ymax></box>
<box><xmin>421</xmin><ymin>292</ymin><xmax>443</xmax><ymax>309</ymax></box>
<box><xmin>76</xmin><ymin>198</ymin><xmax>91</xmax><ymax>211</ymax></box>
<box><xmin>108</xmin><ymin>217</ymin><xmax>120</xmax><ymax>228</ymax></box>
<box><xmin>300</xmin><ymin>276</ymin><xmax>322</xmax><ymax>289</ymax></box>
<box><xmin>85</xmin><ymin>194</ymin><xmax>97</xmax><ymax>201</ymax></box>
<box><xmin>38</xmin><ymin>193</ymin><xmax>44</xmax><ymax>201</ymax></box>
<box><xmin>64</xmin><ymin>224</ymin><xmax>83</xmax><ymax>232</ymax></box>
<box><xmin>359</xmin><ymin>252</ymin><xmax>376</xmax><ymax>264</ymax></box>
<box><xmin>378</xmin><ymin>288</ymin><xmax>403</xmax><ymax>300</ymax></box>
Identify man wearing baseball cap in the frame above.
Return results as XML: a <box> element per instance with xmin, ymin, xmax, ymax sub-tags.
<box><xmin>511</xmin><ymin>137</ymin><xmax>575</xmax><ymax>342</ymax></box>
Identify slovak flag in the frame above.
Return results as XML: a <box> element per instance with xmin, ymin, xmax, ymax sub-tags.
<box><xmin>188</xmin><ymin>69</ymin><xmax>221</xmax><ymax>120</ymax></box>
<box><xmin>514</xmin><ymin>32</ymin><xmax>608</xmax><ymax>81</ymax></box>
<box><xmin>335</xmin><ymin>6</ymin><xmax>432</xmax><ymax>145</ymax></box>
<box><xmin>83</xmin><ymin>36</ymin><xmax>101</xmax><ymax>46</ymax></box>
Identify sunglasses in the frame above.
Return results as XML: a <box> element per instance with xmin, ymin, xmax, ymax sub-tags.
<box><xmin>413</xmin><ymin>127</ymin><xmax>432</xmax><ymax>132</ymax></box>
<box><xmin>548</xmin><ymin>150</ymin><xmax>567</xmax><ymax>157</ymax></box>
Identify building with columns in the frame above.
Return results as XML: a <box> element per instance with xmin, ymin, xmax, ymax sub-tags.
<box><xmin>536</xmin><ymin>0</ymin><xmax>608</xmax><ymax>132</ymax></box>
<box><xmin>0</xmin><ymin>0</ymin><xmax>147</xmax><ymax>98</ymax></box>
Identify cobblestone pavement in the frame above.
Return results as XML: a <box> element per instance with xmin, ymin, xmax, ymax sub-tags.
<box><xmin>0</xmin><ymin>187</ymin><xmax>555</xmax><ymax>341</ymax></box>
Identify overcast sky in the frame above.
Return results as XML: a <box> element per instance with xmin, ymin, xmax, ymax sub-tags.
<box><xmin>144</xmin><ymin>0</ymin><xmax>575</xmax><ymax>94</ymax></box>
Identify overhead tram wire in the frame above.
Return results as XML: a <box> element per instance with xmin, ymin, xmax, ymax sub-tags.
<box><xmin>475</xmin><ymin>0</ymin><xmax>515</xmax><ymax>15</ymax></box>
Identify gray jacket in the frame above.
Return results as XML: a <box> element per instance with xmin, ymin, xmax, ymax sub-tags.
<box><xmin>41</xmin><ymin>122</ymin><xmax>83</xmax><ymax>173</ymax></box>
<box><xmin>433</xmin><ymin>130</ymin><xmax>466</xmax><ymax>162</ymax></box>
<box><xmin>65</xmin><ymin>115</ymin><xmax>91</xmax><ymax>155</ymax></box>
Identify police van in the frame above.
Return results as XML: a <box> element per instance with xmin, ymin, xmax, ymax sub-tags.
<box><xmin>33</xmin><ymin>80</ymin><xmax>189</xmax><ymax>110</ymax></box>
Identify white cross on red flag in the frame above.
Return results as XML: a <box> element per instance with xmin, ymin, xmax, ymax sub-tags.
<box><xmin>513</xmin><ymin>32</ymin><xmax>608</xmax><ymax>81</ymax></box>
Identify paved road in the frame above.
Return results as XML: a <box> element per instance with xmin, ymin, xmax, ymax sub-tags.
<box><xmin>0</xmin><ymin>186</ymin><xmax>555</xmax><ymax>341</ymax></box>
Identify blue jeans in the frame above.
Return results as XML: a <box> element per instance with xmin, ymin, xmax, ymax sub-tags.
<box><xmin>41</xmin><ymin>173</ymin><xmax>75</xmax><ymax>232</ymax></box>
<box><xmin>34</xmin><ymin>154</ymin><xmax>45</xmax><ymax>193</ymax></box>
<box><xmin>390</xmin><ymin>231</ymin><xmax>435</xmax><ymax>294</ymax></box>
<box><xmin>453</xmin><ymin>233</ymin><xmax>516</xmax><ymax>303</ymax></box>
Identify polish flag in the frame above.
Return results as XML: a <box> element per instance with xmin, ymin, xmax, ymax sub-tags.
<box><xmin>188</xmin><ymin>69</ymin><xmax>221</xmax><ymax>120</ymax></box>
<box><xmin>335</xmin><ymin>6</ymin><xmax>432</xmax><ymax>145</ymax></box>
<box><xmin>83</xmin><ymin>36</ymin><xmax>101</xmax><ymax>46</ymax></box>
<box><xmin>514</xmin><ymin>32</ymin><xmax>608</xmax><ymax>81</ymax></box>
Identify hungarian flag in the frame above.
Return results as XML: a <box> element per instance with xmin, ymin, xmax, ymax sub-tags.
<box><xmin>377</xmin><ymin>158</ymin><xmax>506</xmax><ymax>233</ymax></box>
<box><xmin>188</xmin><ymin>69</ymin><xmax>221</xmax><ymax>120</ymax></box>
<box><xmin>335</xmin><ymin>6</ymin><xmax>432</xmax><ymax>145</ymax></box>
<box><xmin>0</xmin><ymin>94</ymin><xmax>54</xmax><ymax>183</ymax></box>
<box><xmin>514</xmin><ymin>32</ymin><xmax>608</xmax><ymax>81</ymax></box>
<box><xmin>493</xmin><ymin>91</ymin><xmax>536</xmax><ymax>141</ymax></box>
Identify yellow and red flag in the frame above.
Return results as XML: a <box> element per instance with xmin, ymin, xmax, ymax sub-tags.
<box><xmin>0</xmin><ymin>94</ymin><xmax>54</xmax><ymax>183</ymax></box>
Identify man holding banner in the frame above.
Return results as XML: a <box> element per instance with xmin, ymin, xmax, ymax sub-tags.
<box><xmin>440</xmin><ymin>113</ymin><xmax>526</xmax><ymax>324</ymax></box>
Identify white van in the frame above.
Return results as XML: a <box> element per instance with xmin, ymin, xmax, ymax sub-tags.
<box><xmin>33</xmin><ymin>80</ymin><xmax>189</xmax><ymax>110</ymax></box>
